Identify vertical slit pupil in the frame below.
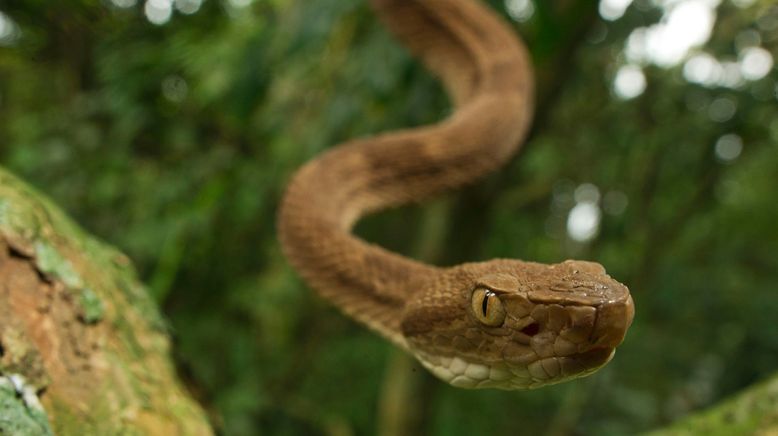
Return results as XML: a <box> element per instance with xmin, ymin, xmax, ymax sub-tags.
<box><xmin>481</xmin><ymin>292</ymin><xmax>490</xmax><ymax>316</ymax></box>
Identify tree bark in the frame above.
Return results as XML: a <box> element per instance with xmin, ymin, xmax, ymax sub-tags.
<box><xmin>0</xmin><ymin>167</ymin><xmax>211</xmax><ymax>434</ymax></box>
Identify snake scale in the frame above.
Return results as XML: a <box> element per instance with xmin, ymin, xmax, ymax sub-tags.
<box><xmin>278</xmin><ymin>0</ymin><xmax>634</xmax><ymax>389</ymax></box>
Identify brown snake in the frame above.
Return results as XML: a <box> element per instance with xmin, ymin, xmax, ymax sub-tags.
<box><xmin>278</xmin><ymin>0</ymin><xmax>634</xmax><ymax>389</ymax></box>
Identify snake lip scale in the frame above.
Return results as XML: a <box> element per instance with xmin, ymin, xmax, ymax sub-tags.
<box><xmin>277</xmin><ymin>0</ymin><xmax>634</xmax><ymax>390</ymax></box>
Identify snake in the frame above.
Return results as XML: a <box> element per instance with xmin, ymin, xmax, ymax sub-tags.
<box><xmin>277</xmin><ymin>0</ymin><xmax>634</xmax><ymax>390</ymax></box>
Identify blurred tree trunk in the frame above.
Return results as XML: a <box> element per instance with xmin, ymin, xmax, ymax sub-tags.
<box><xmin>0</xmin><ymin>167</ymin><xmax>211</xmax><ymax>434</ymax></box>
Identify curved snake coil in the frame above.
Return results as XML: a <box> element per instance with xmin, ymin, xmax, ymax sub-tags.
<box><xmin>278</xmin><ymin>0</ymin><xmax>634</xmax><ymax>389</ymax></box>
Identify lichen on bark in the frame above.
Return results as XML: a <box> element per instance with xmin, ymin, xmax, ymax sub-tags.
<box><xmin>0</xmin><ymin>167</ymin><xmax>212</xmax><ymax>434</ymax></box>
<box><xmin>0</xmin><ymin>375</ymin><xmax>53</xmax><ymax>435</ymax></box>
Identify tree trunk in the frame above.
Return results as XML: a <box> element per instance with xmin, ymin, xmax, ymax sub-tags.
<box><xmin>0</xmin><ymin>167</ymin><xmax>211</xmax><ymax>434</ymax></box>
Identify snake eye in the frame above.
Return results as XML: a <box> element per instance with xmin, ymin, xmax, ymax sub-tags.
<box><xmin>471</xmin><ymin>288</ymin><xmax>506</xmax><ymax>327</ymax></box>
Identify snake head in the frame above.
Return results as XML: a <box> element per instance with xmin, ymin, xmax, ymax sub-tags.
<box><xmin>400</xmin><ymin>259</ymin><xmax>634</xmax><ymax>389</ymax></box>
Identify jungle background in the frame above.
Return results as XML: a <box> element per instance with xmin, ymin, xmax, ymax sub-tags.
<box><xmin>1</xmin><ymin>0</ymin><xmax>777</xmax><ymax>434</ymax></box>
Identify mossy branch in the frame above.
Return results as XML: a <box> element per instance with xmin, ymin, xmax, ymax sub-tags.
<box><xmin>650</xmin><ymin>372</ymin><xmax>778</xmax><ymax>435</ymax></box>
<box><xmin>0</xmin><ymin>167</ymin><xmax>211</xmax><ymax>434</ymax></box>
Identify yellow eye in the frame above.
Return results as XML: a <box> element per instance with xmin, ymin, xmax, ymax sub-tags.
<box><xmin>471</xmin><ymin>288</ymin><xmax>506</xmax><ymax>327</ymax></box>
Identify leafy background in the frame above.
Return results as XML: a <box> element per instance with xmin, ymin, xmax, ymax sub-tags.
<box><xmin>1</xmin><ymin>0</ymin><xmax>777</xmax><ymax>434</ymax></box>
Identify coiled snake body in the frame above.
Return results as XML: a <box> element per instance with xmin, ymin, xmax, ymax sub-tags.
<box><xmin>278</xmin><ymin>0</ymin><xmax>634</xmax><ymax>389</ymax></box>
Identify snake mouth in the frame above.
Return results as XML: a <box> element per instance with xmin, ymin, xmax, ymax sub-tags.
<box><xmin>525</xmin><ymin>347</ymin><xmax>616</xmax><ymax>385</ymax></box>
<box><xmin>519</xmin><ymin>298</ymin><xmax>631</xmax><ymax>386</ymax></box>
<box><xmin>576</xmin><ymin>347</ymin><xmax>616</xmax><ymax>367</ymax></box>
<box><xmin>414</xmin><ymin>346</ymin><xmax>617</xmax><ymax>390</ymax></box>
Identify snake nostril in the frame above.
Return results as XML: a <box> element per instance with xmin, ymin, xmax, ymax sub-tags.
<box><xmin>521</xmin><ymin>322</ymin><xmax>540</xmax><ymax>336</ymax></box>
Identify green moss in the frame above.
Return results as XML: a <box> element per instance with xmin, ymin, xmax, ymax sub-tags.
<box><xmin>78</xmin><ymin>288</ymin><xmax>104</xmax><ymax>324</ymax></box>
<box><xmin>0</xmin><ymin>167</ymin><xmax>163</xmax><ymax>329</ymax></box>
<box><xmin>0</xmin><ymin>377</ymin><xmax>53</xmax><ymax>436</ymax></box>
<box><xmin>34</xmin><ymin>241</ymin><xmax>83</xmax><ymax>289</ymax></box>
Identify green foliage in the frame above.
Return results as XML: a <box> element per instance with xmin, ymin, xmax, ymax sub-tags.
<box><xmin>1</xmin><ymin>0</ymin><xmax>777</xmax><ymax>434</ymax></box>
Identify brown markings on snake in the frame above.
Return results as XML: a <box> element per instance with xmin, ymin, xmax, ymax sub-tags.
<box><xmin>384</xmin><ymin>0</ymin><xmax>482</xmax><ymax>101</ymax></box>
<box><xmin>361</xmin><ymin>145</ymin><xmax>475</xmax><ymax>191</ymax></box>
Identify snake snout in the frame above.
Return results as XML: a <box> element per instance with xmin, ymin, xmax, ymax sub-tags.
<box><xmin>590</xmin><ymin>295</ymin><xmax>635</xmax><ymax>350</ymax></box>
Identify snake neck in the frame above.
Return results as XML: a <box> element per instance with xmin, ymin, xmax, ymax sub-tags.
<box><xmin>277</xmin><ymin>0</ymin><xmax>533</xmax><ymax>347</ymax></box>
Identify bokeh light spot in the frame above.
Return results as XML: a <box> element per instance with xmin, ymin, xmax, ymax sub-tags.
<box><xmin>614</xmin><ymin>65</ymin><xmax>646</xmax><ymax>99</ymax></box>
<box><xmin>175</xmin><ymin>0</ymin><xmax>202</xmax><ymax>15</ymax></box>
<box><xmin>145</xmin><ymin>0</ymin><xmax>173</xmax><ymax>25</ymax></box>
<box><xmin>625</xmin><ymin>0</ymin><xmax>717</xmax><ymax>68</ymax></box>
<box><xmin>227</xmin><ymin>0</ymin><xmax>253</xmax><ymax>8</ymax></box>
<box><xmin>567</xmin><ymin>202</ymin><xmax>601</xmax><ymax>243</ymax></box>
<box><xmin>714</xmin><ymin>133</ymin><xmax>743</xmax><ymax>162</ymax></box>
<box><xmin>708</xmin><ymin>96</ymin><xmax>737</xmax><ymax>122</ymax></box>
<box><xmin>599</xmin><ymin>0</ymin><xmax>634</xmax><ymax>21</ymax></box>
<box><xmin>719</xmin><ymin>61</ymin><xmax>745</xmax><ymax>88</ymax></box>
<box><xmin>684</xmin><ymin>53</ymin><xmax>722</xmax><ymax>86</ymax></box>
<box><xmin>111</xmin><ymin>0</ymin><xmax>138</xmax><ymax>8</ymax></box>
<box><xmin>574</xmin><ymin>183</ymin><xmax>601</xmax><ymax>204</ymax></box>
<box><xmin>505</xmin><ymin>0</ymin><xmax>535</xmax><ymax>22</ymax></box>
<box><xmin>0</xmin><ymin>11</ymin><xmax>20</xmax><ymax>45</ymax></box>
<box><xmin>739</xmin><ymin>47</ymin><xmax>773</xmax><ymax>81</ymax></box>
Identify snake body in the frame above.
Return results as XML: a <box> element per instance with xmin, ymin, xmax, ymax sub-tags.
<box><xmin>278</xmin><ymin>0</ymin><xmax>634</xmax><ymax>389</ymax></box>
